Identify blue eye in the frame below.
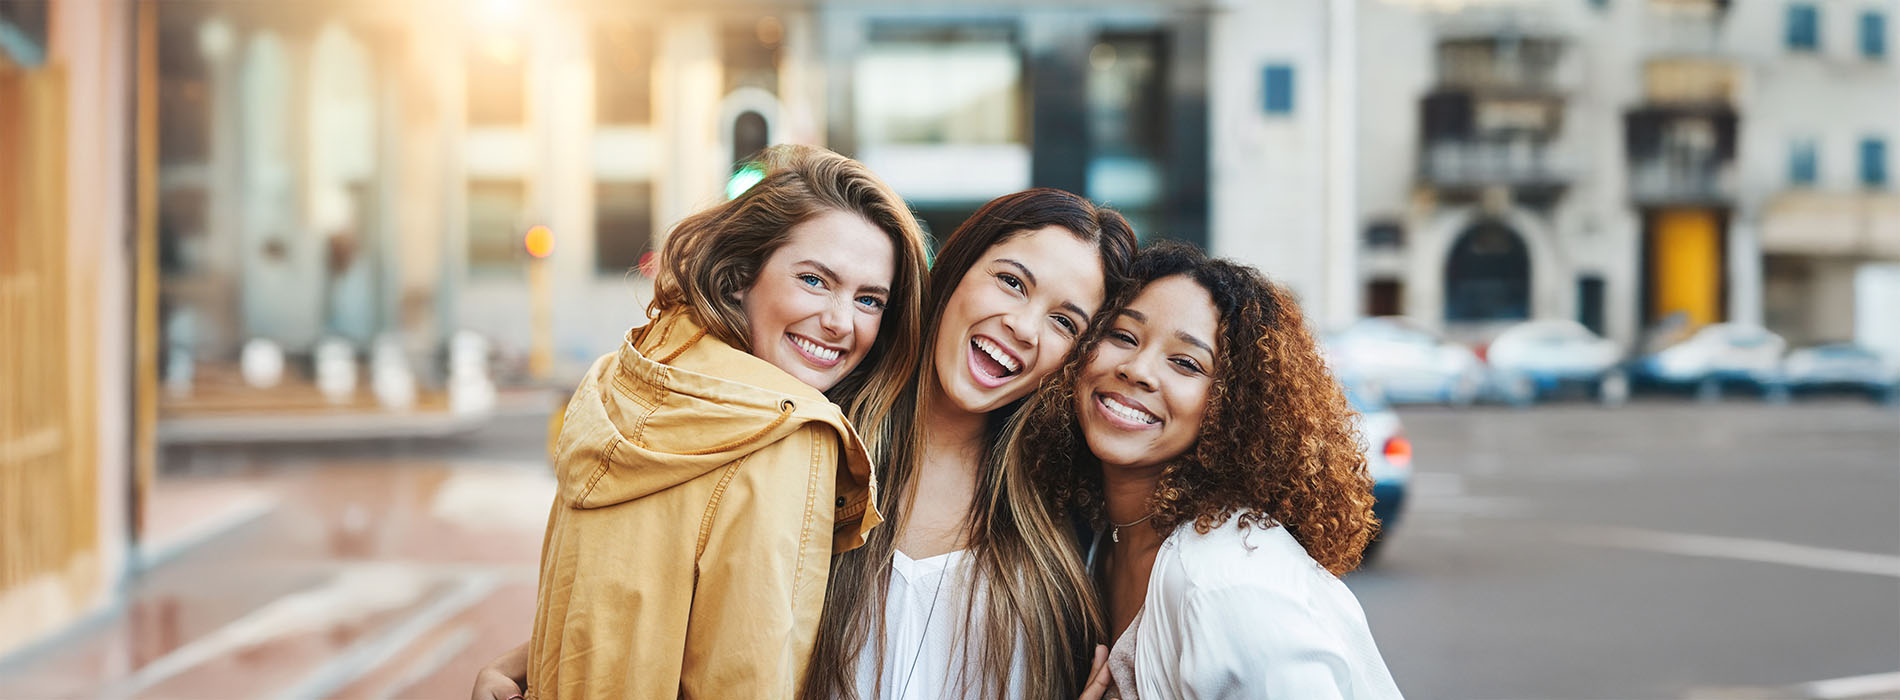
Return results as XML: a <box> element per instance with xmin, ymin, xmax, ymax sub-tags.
<box><xmin>856</xmin><ymin>295</ymin><xmax>886</xmax><ymax>311</ymax></box>
<box><xmin>799</xmin><ymin>274</ymin><xmax>824</xmax><ymax>287</ymax></box>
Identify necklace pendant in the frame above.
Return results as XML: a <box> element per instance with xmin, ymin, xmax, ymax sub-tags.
<box><xmin>1112</xmin><ymin>527</ymin><xmax>1120</xmax><ymax>544</ymax></box>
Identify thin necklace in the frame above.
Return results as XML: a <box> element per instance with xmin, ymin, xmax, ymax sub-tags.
<box><xmin>1110</xmin><ymin>512</ymin><xmax>1155</xmax><ymax>543</ymax></box>
<box><xmin>896</xmin><ymin>555</ymin><xmax>949</xmax><ymax>699</ymax></box>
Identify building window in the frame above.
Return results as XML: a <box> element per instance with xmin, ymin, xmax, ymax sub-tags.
<box><xmin>1862</xmin><ymin>137</ymin><xmax>1889</xmax><ymax>187</ymax></box>
<box><xmin>1262</xmin><ymin>64</ymin><xmax>1295</xmax><ymax>115</ymax></box>
<box><xmin>1366</xmin><ymin>279</ymin><xmax>1403</xmax><ymax>317</ymax></box>
<box><xmin>1863</xmin><ymin>11</ymin><xmax>1888</xmax><ymax>58</ymax></box>
<box><xmin>468</xmin><ymin>179</ymin><xmax>527</xmax><ymax>273</ymax></box>
<box><xmin>595</xmin><ymin>22</ymin><xmax>653</xmax><ymax>125</ymax></box>
<box><xmin>1787</xmin><ymin>3</ymin><xmax>1821</xmax><ymax>52</ymax></box>
<box><xmin>595</xmin><ymin>182</ymin><xmax>653</xmax><ymax>275</ymax></box>
<box><xmin>1578</xmin><ymin>276</ymin><xmax>1606</xmax><ymax>336</ymax></box>
<box><xmin>1364</xmin><ymin>221</ymin><xmax>1405</xmax><ymax>248</ymax></box>
<box><xmin>1790</xmin><ymin>138</ymin><xmax>1819</xmax><ymax>186</ymax></box>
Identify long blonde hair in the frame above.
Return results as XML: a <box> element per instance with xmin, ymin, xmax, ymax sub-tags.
<box><xmin>647</xmin><ymin>143</ymin><xmax>929</xmax><ymax>460</ymax></box>
<box><xmin>802</xmin><ymin>189</ymin><xmax>1136</xmax><ymax>700</ymax></box>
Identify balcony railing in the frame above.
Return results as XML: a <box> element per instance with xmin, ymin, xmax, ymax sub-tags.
<box><xmin>1628</xmin><ymin>158</ymin><xmax>1736</xmax><ymax>204</ymax></box>
<box><xmin>1420</xmin><ymin>138</ymin><xmax>1572</xmax><ymax>189</ymax></box>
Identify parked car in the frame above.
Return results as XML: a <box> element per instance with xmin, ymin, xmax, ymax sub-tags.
<box><xmin>1485</xmin><ymin>319</ymin><xmax>1628</xmax><ymax>405</ymax></box>
<box><xmin>1633</xmin><ymin>322</ymin><xmax>1786</xmax><ymax>399</ymax></box>
<box><xmin>1327</xmin><ymin>317</ymin><xmax>1487</xmax><ymax>405</ymax></box>
<box><xmin>1346</xmin><ymin>379</ymin><xmax>1412</xmax><ymax>564</ymax></box>
<box><xmin>1779</xmin><ymin>343</ymin><xmax>1900</xmax><ymax>403</ymax></box>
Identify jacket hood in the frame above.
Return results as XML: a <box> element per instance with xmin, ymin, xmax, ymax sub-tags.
<box><xmin>553</xmin><ymin>312</ymin><xmax>877</xmax><ymax>517</ymax></box>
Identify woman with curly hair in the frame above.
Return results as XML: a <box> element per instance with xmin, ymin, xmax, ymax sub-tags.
<box><xmin>1009</xmin><ymin>242</ymin><xmax>1402</xmax><ymax>699</ymax></box>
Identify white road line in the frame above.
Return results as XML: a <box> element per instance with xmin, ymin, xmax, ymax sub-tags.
<box><xmin>98</xmin><ymin>563</ymin><xmax>445</xmax><ymax>698</ymax></box>
<box><xmin>280</xmin><ymin>572</ymin><xmax>499</xmax><ymax>700</ymax></box>
<box><xmin>1560</xmin><ymin>525</ymin><xmax>1900</xmax><ymax>578</ymax></box>
<box><xmin>374</xmin><ymin>625</ymin><xmax>478</xmax><ymax>700</ymax></box>
<box><xmin>1799</xmin><ymin>670</ymin><xmax>1900</xmax><ymax>699</ymax></box>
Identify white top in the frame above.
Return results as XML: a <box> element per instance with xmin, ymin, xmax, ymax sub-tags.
<box><xmin>1094</xmin><ymin>516</ymin><xmax>1404</xmax><ymax>700</ymax></box>
<box><xmin>851</xmin><ymin>549</ymin><xmax>1027</xmax><ymax>699</ymax></box>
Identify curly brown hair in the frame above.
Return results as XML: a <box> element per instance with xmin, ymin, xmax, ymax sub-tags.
<box><xmin>1011</xmin><ymin>241</ymin><xmax>1379</xmax><ymax>575</ymax></box>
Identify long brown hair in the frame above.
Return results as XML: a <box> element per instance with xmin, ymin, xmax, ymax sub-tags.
<box><xmin>802</xmin><ymin>189</ymin><xmax>1137</xmax><ymax>700</ymax></box>
<box><xmin>647</xmin><ymin>143</ymin><xmax>929</xmax><ymax>465</ymax></box>
<box><xmin>1014</xmin><ymin>241</ymin><xmax>1380</xmax><ymax>578</ymax></box>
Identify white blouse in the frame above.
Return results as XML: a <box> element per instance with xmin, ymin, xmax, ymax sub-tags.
<box><xmin>851</xmin><ymin>549</ymin><xmax>1027</xmax><ymax>699</ymax></box>
<box><xmin>1094</xmin><ymin>516</ymin><xmax>1404</xmax><ymax>700</ymax></box>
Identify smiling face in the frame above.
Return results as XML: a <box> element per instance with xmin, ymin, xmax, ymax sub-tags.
<box><xmin>735</xmin><ymin>208</ymin><xmax>896</xmax><ymax>391</ymax></box>
<box><xmin>932</xmin><ymin>226</ymin><xmax>1107</xmax><ymax>415</ymax></box>
<box><xmin>1076</xmin><ymin>274</ymin><xmax>1219</xmax><ymax>472</ymax></box>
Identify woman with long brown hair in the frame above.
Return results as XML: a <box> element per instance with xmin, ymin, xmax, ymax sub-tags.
<box><xmin>802</xmin><ymin>188</ymin><xmax>1136</xmax><ymax>700</ymax></box>
<box><xmin>1014</xmin><ymin>242</ymin><xmax>1402</xmax><ymax>698</ymax></box>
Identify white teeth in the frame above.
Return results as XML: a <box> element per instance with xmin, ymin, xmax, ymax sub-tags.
<box><xmin>972</xmin><ymin>337</ymin><xmax>1021</xmax><ymax>373</ymax></box>
<box><xmin>1101</xmin><ymin>395</ymin><xmax>1159</xmax><ymax>425</ymax></box>
<box><xmin>792</xmin><ymin>336</ymin><xmax>840</xmax><ymax>362</ymax></box>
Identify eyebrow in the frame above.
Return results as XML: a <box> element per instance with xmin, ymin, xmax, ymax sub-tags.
<box><xmin>1119</xmin><ymin>308</ymin><xmax>1214</xmax><ymax>354</ymax></box>
<box><xmin>996</xmin><ymin>258</ymin><xmax>1038</xmax><ymax>287</ymax></box>
<box><xmin>800</xmin><ymin>260</ymin><xmax>890</xmax><ymax>296</ymax></box>
<box><xmin>1176</xmin><ymin>331</ymin><xmax>1215</xmax><ymax>356</ymax></box>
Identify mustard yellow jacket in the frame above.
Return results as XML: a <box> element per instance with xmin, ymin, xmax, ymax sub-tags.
<box><xmin>528</xmin><ymin>312</ymin><xmax>880</xmax><ymax>699</ymax></box>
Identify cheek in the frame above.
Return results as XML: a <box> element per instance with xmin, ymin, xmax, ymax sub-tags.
<box><xmin>856</xmin><ymin>314</ymin><xmax>883</xmax><ymax>352</ymax></box>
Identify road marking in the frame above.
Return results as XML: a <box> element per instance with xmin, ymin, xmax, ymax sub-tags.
<box><xmin>99</xmin><ymin>564</ymin><xmax>441</xmax><ymax>698</ymax></box>
<box><xmin>280</xmin><ymin>572</ymin><xmax>499</xmax><ymax>700</ymax></box>
<box><xmin>374</xmin><ymin>625</ymin><xmax>478</xmax><ymax>700</ymax></box>
<box><xmin>1560</xmin><ymin>525</ymin><xmax>1900</xmax><ymax>578</ymax></box>
<box><xmin>1799</xmin><ymin>670</ymin><xmax>1900</xmax><ymax>699</ymax></box>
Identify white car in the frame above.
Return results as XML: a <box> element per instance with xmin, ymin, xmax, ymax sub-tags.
<box><xmin>1485</xmin><ymin>319</ymin><xmax>1628</xmax><ymax>405</ymax></box>
<box><xmin>1637</xmin><ymin>323</ymin><xmax>1786</xmax><ymax>398</ymax></box>
<box><xmin>1327</xmin><ymin>317</ymin><xmax>1486</xmax><ymax>405</ymax></box>
<box><xmin>1780</xmin><ymin>343</ymin><xmax>1900</xmax><ymax>403</ymax></box>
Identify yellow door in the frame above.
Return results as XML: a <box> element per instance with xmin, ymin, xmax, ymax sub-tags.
<box><xmin>1650</xmin><ymin>208</ymin><xmax>1723</xmax><ymax>327</ymax></box>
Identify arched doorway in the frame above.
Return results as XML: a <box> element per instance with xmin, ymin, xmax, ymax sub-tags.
<box><xmin>1444</xmin><ymin>219</ymin><xmax>1530</xmax><ymax>322</ymax></box>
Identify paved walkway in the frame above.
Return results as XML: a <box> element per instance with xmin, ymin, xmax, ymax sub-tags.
<box><xmin>0</xmin><ymin>460</ymin><xmax>551</xmax><ymax>698</ymax></box>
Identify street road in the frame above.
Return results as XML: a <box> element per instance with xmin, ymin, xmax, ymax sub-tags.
<box><xmin>1351</xmin><ymin>400</ymin><xmax>1900</xmax><ymax>700</ymax></box>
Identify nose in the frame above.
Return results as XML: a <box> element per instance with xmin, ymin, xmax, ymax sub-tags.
<box><xmin>1116</xmin><ymin>354</ymin><xmax>1157</xmax><ymax>392</ymax></box>
<box><xmin>999</xmin><ymin>307</ymin><xmax>1038</xmax><ymax>350</ymax></box>
<box><xmin>818</xmin><ymin>299</ymin><xmax>852</xmax><ymax>340</ymax></box>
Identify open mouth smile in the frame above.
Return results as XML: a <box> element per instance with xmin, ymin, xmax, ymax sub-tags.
<box><xmin>1094</xmin><ymin>391</ymin><xmax>1160</xmax><ymax>428</ymax></box>
<box><xmin>788</xmin><ymin>333</ymin><xmax>844</xmax><ymax>368</ymax></box>
<box><xmin>967</xmin><ymin>335</ymin><xmax>1024</xmax><ymax>388</ymax></box>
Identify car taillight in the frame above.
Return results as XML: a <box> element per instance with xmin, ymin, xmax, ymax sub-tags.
<box><xmin>1383</xmin><ymin>434</ymin><xmax>1413</xmax><ymax>470</ymax></box>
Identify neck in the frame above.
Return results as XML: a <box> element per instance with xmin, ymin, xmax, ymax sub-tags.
<box><xmin>921</xmin><ymin>380</ymin><xmax>988</xmax><ymax>461</ymax></box>
<box><xmin>1102</xmin><ymin>461</ymin><xmax>1166</xmax><ymax>552</ymax></box>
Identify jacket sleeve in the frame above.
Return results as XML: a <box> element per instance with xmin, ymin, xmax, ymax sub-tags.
<box><xmin>678</xmin><ymin>427</ymin><xmax>840</xmax><ymax>698</ymax></box>
<box><xmin>1171</xmin><ymin>584</ymin><xmax>1357</xmax><ymax>700</ymax></box>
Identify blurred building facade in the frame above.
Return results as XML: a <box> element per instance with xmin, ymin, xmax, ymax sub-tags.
<box><xmin>146</xmin><ymin>0</ymin><xmax>1900</xmax><ymax>385</ymax></box>
<box><xmin>1345</xmin><ymin>0</ymin><xmax>1899</xmax><ymax>351</ymax></box>
<box><xmin>151</xmin><ymin>0</ymin><xmax>1225</xmax><ymax>385</ymax></box>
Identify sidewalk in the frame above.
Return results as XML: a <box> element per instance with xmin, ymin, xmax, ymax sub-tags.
<box><xmin>0</xmin><ymin>459</ymin><xmax>551</xmax><ymax>698</ymax></box>
<box><xmin>159</xmin><ymin>366</ymin><xmax>557</xmax><ymax>445</ymax></box>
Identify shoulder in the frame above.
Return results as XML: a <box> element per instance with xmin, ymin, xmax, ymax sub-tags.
<box><xmin>1157</xmin><ymin>514</ymin><xmax>1332</xmax><ymax>601</ymax></box>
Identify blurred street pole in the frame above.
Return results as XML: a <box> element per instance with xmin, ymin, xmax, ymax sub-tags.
<box><xmin>1325</xmin><ymin>0</ymin><xmax>1360</xmax><ymax>329</ymax></box>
